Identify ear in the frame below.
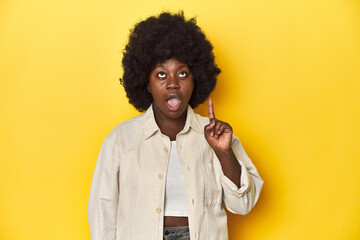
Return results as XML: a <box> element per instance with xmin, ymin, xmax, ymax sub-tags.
<box><xmin>147</xmin><ymin>82</ymin><xmax>151</xmax><ymax>93</ymax></box>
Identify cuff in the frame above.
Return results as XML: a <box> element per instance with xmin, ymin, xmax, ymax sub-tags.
<box><xmin>221</xmin><ymin>159</ymin><xmax>251</xmax><ymax>197</ymax></box>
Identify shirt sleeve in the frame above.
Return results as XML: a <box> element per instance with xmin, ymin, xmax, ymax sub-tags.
<box><xmin>221</xmin><ymin>134</ymin><xmax>263</xmax><ymax>215</ymax></box>
<box><xmin>88</xmin><ymin>132</ymin><xmax>120</xmax><ymax>240</ymax></box>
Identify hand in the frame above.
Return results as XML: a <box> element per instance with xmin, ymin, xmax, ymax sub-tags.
<box><xmin>204</xmin><ymin>99</ymin><xmax>233</xmax><ymax>152</ymax></box>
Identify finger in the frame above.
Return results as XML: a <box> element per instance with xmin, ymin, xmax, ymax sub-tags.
<box><xmin>217</xmin><ymin>122</ymin><xmax>232</xmax><ymax>134</ymax></box>
<box><xmin>208</xmin><ymin>98</ymin><xmax>215</xmax><ymax>120</ymax></box>
<box><xmin>205</xmin><ymin>118</ymin><xmax>216</xmax><ymax>130</ymax></box>
<box><xmin>214</xmin><ymin>121</ymin><xmax>223</xmax><ymax>135</ymax></box>
<box><xmin>215</xmin><ymin>122</ymin><xmax>232</xmax><ymax>139</ymax></box>
<box><xmin>210</xmin><ymin>125</ymin><xmax>215</xmax><ymax>137</ymax></box>
<box><xmin>205</xmin><ymin>125</ymin><xmax>215</xmax><ymax>138</ymax></box>
<box><xmin>216</xmin><ymin>122</ymin><xmax>225</xmax><ymax>138</ymax></box>
<box><xmin>212</xmin><ymin>121</ymin><xmax>221</xmax><ymax>139</ymax></box>
<box><xmin>216</xmin><ymin>122</ymin><xmax>226</xmax><ymax>135</ymax></box>
<box><xmin>209</xmin><ymin>119</ymin><xmax>216</xmax><ymax>137</ymax></box>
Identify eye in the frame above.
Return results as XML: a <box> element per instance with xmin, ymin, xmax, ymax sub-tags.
<box><xmin>178</xmin><ymin>71</ymin><xmax>187</xmax><ymax>78</ymax></box>
<box><xmin>157</xmin><ymin>71</ymin><xmax>166</xmax><ymax>79</ymax></box>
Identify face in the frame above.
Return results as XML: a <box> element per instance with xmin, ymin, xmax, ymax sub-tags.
<box><xmin>147</xmin><ymin>58</ymin><xmax>194</xmax><ymax>121</ymax></box>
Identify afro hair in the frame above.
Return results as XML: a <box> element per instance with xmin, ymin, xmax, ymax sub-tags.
<box><xmin>120</xmin><ymin>11</ymin><xmax>221</xmax><ymax>112</ymax></box>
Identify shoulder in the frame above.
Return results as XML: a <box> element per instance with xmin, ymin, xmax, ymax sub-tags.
<box><xmin>103</xmin><ymin>113</ymin><xmax>145</xmax><ymax>145</ymax></box>
<box><xmin>113</xmin><ymin>113</ymin><xmax>144</xmax><ymax>134</ymax></box>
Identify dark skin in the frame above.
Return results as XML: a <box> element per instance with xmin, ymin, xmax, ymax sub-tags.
<box><xmin>147</xmin><ymin>58</ymin><xmax>241</xmax><ymax>227</ymax></box>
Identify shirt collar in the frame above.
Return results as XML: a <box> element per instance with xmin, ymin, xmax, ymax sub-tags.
<box><xmin>143</xmin><ymin>104</ymin><xmax>203</xmax><ymax>140</ymax></box>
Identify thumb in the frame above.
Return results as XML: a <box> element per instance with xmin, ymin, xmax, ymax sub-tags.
<box><xmin>205</xmin><ymin>118</ymin><xmax>216</xmax><ymax>130</ymax></box>
<box><xmin>204</xmin><ymin>118</ymin><xmax>216</xmax><ymax>138</ymax></box>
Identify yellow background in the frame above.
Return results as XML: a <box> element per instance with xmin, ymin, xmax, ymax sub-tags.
<box><xmin>1</xmin><ymin>0</ymin><xmax>359</xmax><ymax>239</ymax></box>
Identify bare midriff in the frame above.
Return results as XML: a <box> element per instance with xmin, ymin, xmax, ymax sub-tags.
<box><xmin>164</xmin><ymin>216</ymin><xmax>189</xmax><ymax>227</ymax></box>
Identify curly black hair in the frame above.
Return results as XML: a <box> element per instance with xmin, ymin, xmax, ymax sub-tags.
<box><xmin>120</xmin><ymin>11</ymin><xmax>221</xmax><ymax>112</ymax></box>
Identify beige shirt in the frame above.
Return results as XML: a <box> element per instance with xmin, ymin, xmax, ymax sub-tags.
<box><xmin>88</xmin><ymin>105</ymin><xmax>263</xmax><ymax>240</ymax></box>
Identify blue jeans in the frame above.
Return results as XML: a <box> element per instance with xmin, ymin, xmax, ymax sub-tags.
<box><xmin>163</xmin><ymin>226</ymin><xmax>190</xmax><ymax>240</ymax></box>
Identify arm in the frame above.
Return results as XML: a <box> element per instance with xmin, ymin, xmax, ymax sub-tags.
<box><xmin>220</xmin><ymin>135</ymin><xmax>263</xmax><ymax>214</ymax></box>
<box><xmin>213</xmin><ymin>148</ymin><xmax>241</xmax><ymax>188</ymax></box>
<box><xmin>204</xmin><ymin>99</ymin><xmax>263</xmax><ymax>214</ymax></box>
<box><xmin>88</xmin><ymin>132</ymin><xmax>120</xmax><ymax>240</ymax></box>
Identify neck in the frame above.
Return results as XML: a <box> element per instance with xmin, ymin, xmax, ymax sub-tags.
<box><xmin>153</xmin><ymin>107</ymin><xmax>187</xmax><ymax>141</ymax></box>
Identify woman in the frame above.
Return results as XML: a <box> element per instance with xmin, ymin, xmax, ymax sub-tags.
<box><xmin>88</xmin><ymin>11</ymin><xmax>263</xmax><ymax>240</ymax></box>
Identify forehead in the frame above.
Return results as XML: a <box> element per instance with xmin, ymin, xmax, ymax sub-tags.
<box><xmin>154</xmin><ymin>58</ymin><xmax>189</xmax><ymax>69</ymax></box>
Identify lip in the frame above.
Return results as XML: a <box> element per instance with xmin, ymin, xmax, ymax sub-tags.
<box><xmin>165</xmin><ymin>93</ymin><xmax>182</xmax><ymax>112</ymax></box>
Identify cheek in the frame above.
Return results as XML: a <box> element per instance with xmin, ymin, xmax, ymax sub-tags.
<box><xmin>188</xmin><ymin>80</ymin><xmax>195</xmax><ymax>96</ymax></box>
<box><xmin>147</xmin><ymin>80</ymin><xmax>159</xmax><ymax>94</ymax></box>
<box><xmin>190</xmin><ymin>85</ymin><xmax>194</xmax><ymax>96</ymax></box>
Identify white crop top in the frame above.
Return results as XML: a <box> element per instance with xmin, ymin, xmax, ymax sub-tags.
<box><xmin>164</xmin><ymin>141</ymin><xmax>188</xmax><ymax>216</ymax></box>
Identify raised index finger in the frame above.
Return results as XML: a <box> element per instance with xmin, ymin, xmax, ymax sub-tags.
<box><xmin>208</xmin><ymin>98</ymin><xmax>215</xmax><ymax>120</ymax></box>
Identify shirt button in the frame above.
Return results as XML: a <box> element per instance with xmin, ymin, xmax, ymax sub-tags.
<box><xmin>155</xmin><ymin>207</ymin><xmax>162</xmax><ymax>213</ymax></box>
<box><xmin>163</xmin><ymin>147</ymin><xmax>168</xmax><ymax>153</ymax></box>
<box><xmin>187</xmin><ymin>165</ymin><xmax>190</xmax><ymax>172</ymax></box>
<box><xmin>180</xmin><ymin>145</ymin><xmax>183</xmax><ymax>150</ymax></box>
<box><xmin>158</xmin><ymin>173</ymin><xmax>164</xmax><ymax>179</ymax></box>
<box><xmin>192</xmin><ymin>199</ymin><xmax>195</xmax><ymax>205</ymax></box>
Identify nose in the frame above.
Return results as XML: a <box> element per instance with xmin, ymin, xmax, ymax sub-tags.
<box><xmin>166</xmin><ymin>75</ymin><xmax>180</xmax><ymax>89</ymax></box>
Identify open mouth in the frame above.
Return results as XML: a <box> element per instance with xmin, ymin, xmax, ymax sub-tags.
<box><xmin>165</xmin><ymin>95</ymin><xmax>182</xmax><ymax>111</ymax></box>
